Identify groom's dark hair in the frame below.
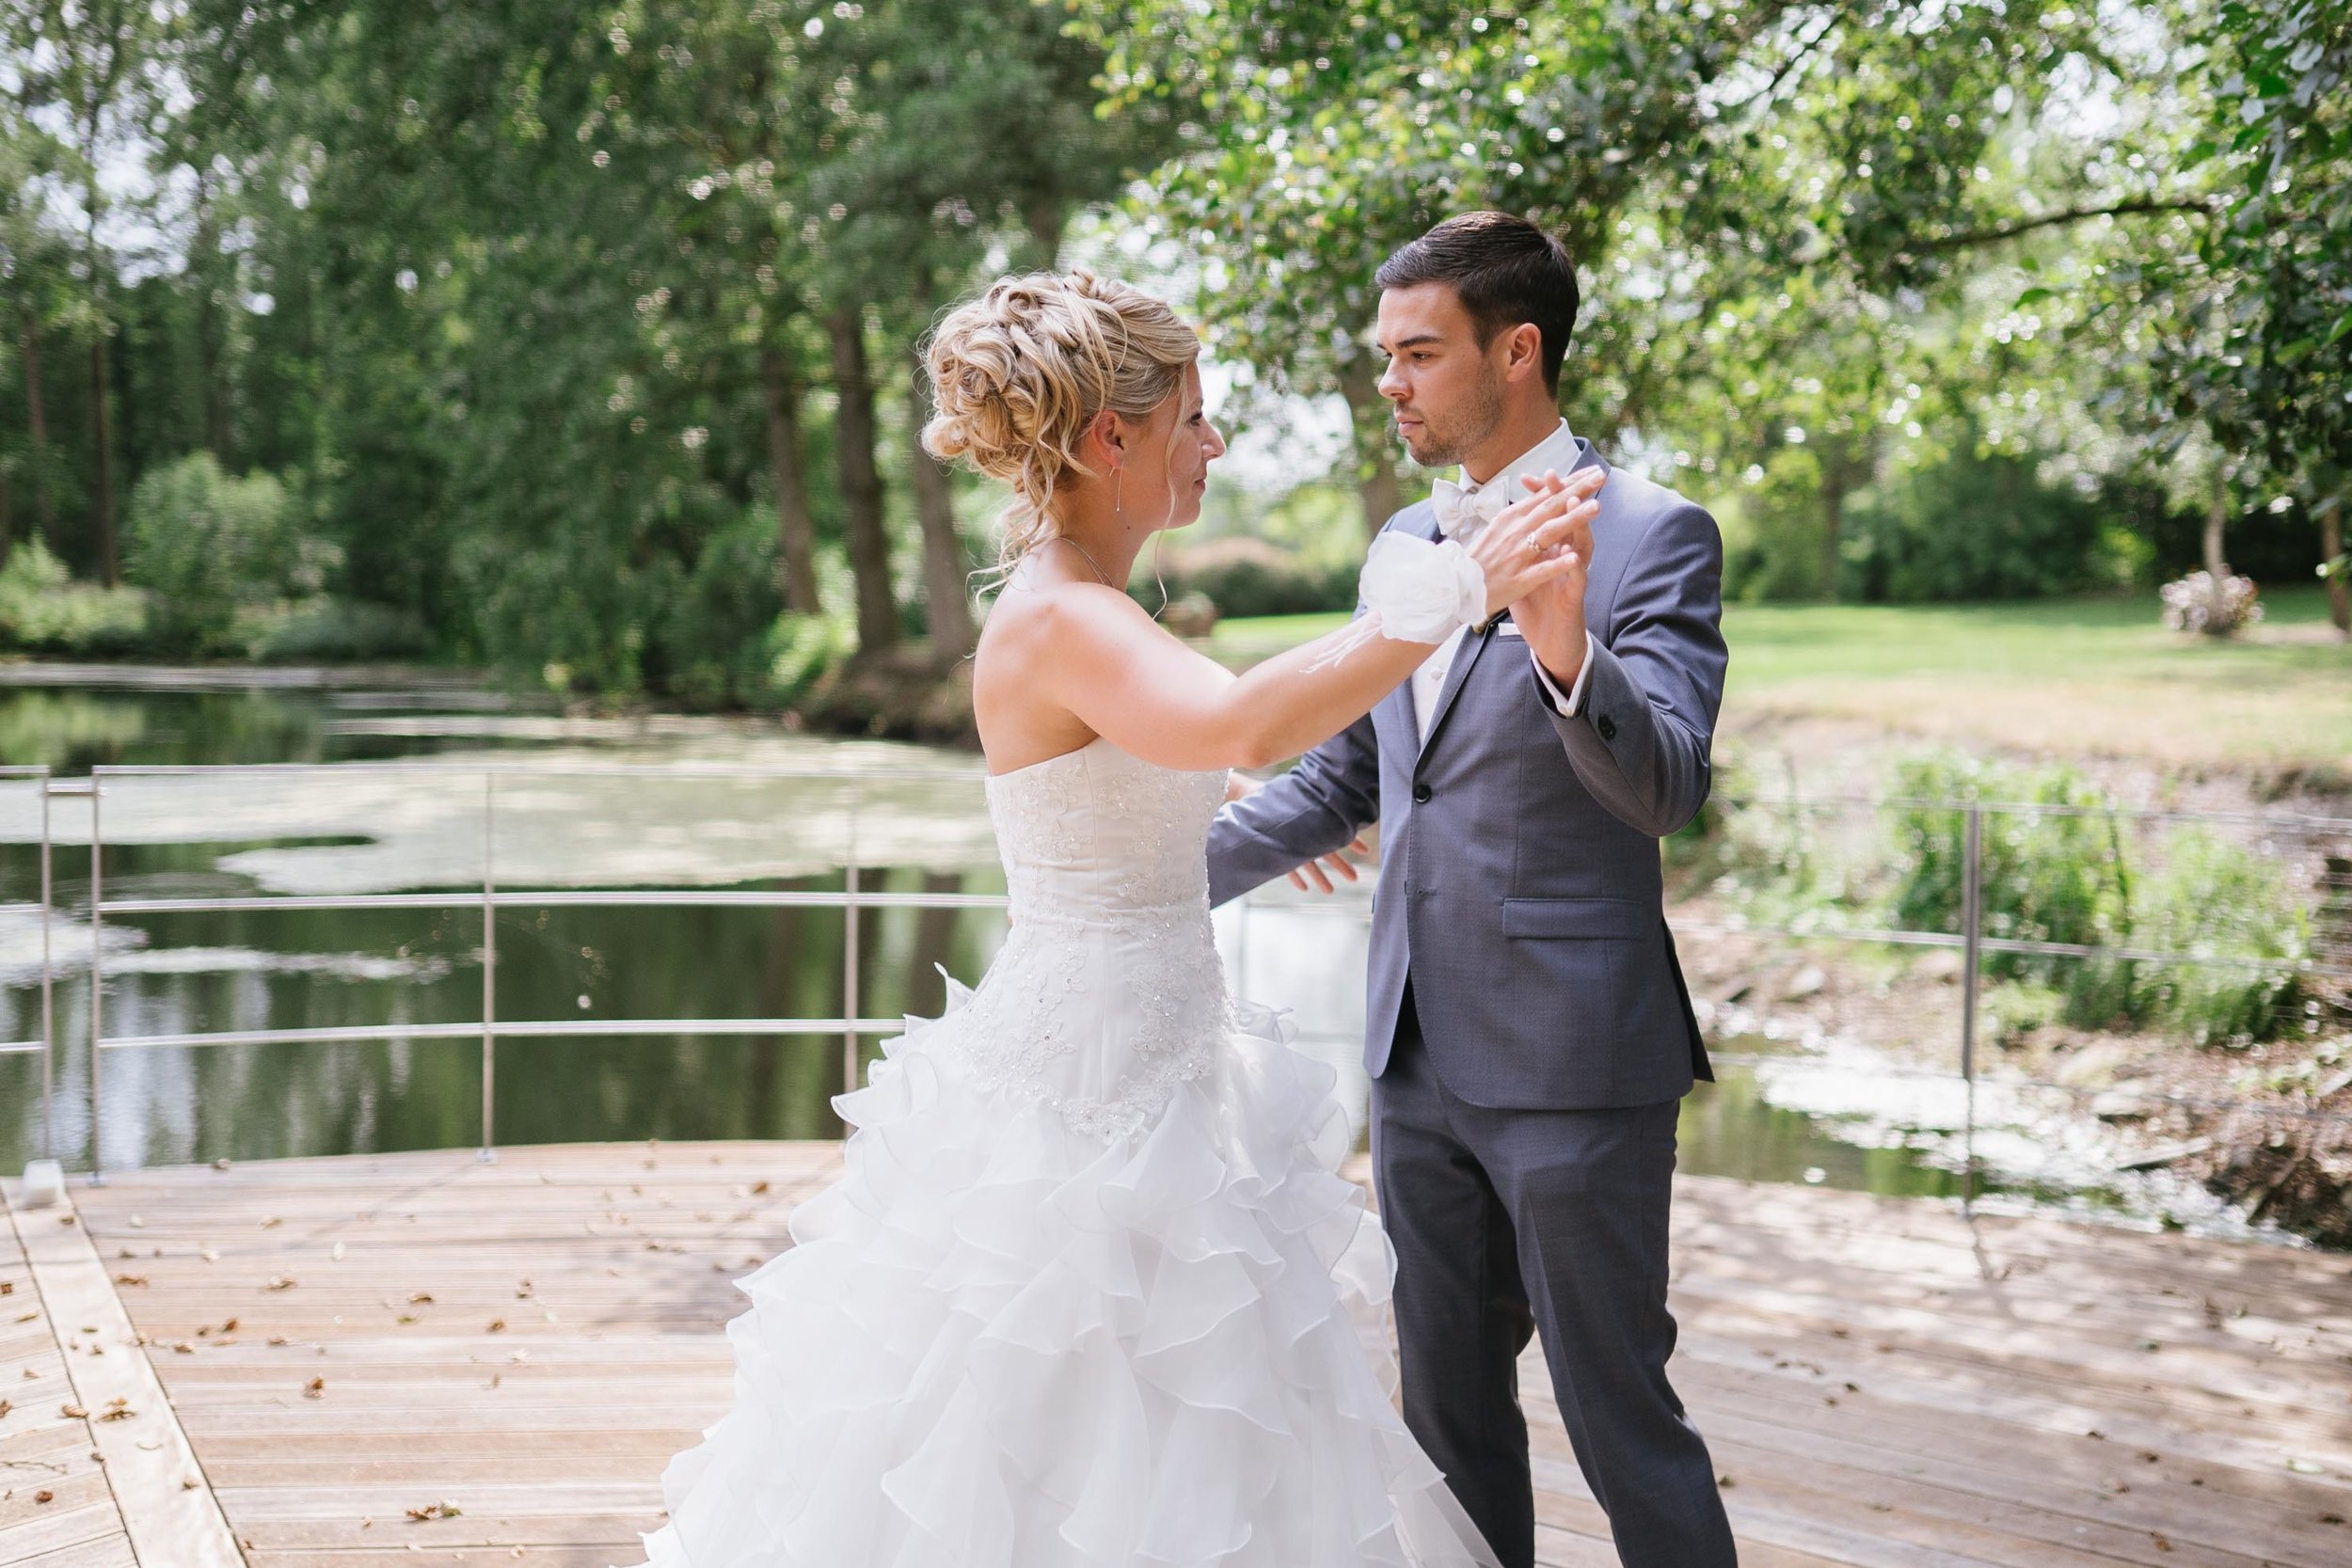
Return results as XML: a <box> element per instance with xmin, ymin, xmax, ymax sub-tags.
<box><xmin>1375</xmin><ymin>213</ymin><xmax>1579</xmax><ymax>395</ymax></box>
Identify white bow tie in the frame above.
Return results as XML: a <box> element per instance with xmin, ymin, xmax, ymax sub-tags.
<box><xmin>1430</xmin><ymin>477</ymin><xmax>1509</xmax><ymax>541</ymax></box>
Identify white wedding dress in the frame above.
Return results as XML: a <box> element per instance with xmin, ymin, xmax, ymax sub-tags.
<box><xmin>631</xmin><ymin>736</ymin><xmax>1500</xmax><ymax>1568</ymax></box>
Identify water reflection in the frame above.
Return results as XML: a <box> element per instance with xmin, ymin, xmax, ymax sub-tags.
<box><xmin>0</xmin><ymin>853</ymin><xmax>1017</xmax><ymax>1169</ymax></box>
<box><xmin>0</xmin><ymin>676</ymin><xmax>2233</xmax><ymax>1235</ymax></box>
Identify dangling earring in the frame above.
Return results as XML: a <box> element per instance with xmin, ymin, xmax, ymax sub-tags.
<box><xmin>1112</xmin><ymin>465</ymin><xmax>1124</xmax><ymax>518</ymax></box>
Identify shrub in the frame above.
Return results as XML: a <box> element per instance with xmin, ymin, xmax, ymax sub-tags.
<box><xmin>0</xmin><ymin>539</ymin><xmax>151</xmax><ymax>655</ymax></box>
<box><xmin>1842</xmin><ymin>446</ymin><xmax>2136</xmax><ymax>602</ymax></box>
<box><xmin>1891</xmin><ymin>750</ymin><xmax>2309</xmax><ymax>1042</ymax></box>
<box><xmin>765</xmin><ymin>610</ymin><xmax>857</xmax><ymax>701</ymax></box>
<box><xmin>1144</xmin><ymin>536</ymin><xmax>1355</xmax><ymax>620</ymax></box>
<box><xmin>652</xmin><ymin>506</ymin><xmax>788</xmax><ymax>707</ymax></box>
<box><xmin>2130</xmin><ymin>827</ymin><xmax>2306</xmax><ymax>1045</ymax></box>
<box><xmin>1890</xmin><ymin>751</ymin><xmax>2134</xmax><ymax>1025</ymax></box>
<box><xmin>2158</xmin><ymin>570</ymin><xmax>2264</xmax><ymax>636</ymax></box>
<box><xmin>1719</xmin><ymin>448</ymin><xmax>1831</xmax><ymax>603</ymax></box>
<box><xmin>246</xmin><ymin>598</ymin><xmax>434</xmax><ymax>663</ymax></box>
<box><xmin>125</xmin><ymin>454</ymin><xmax>339</xmax><ymax>655</ymax></box>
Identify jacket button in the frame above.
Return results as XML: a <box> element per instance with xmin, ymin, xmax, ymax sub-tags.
<box><xmin>1597</xmin><ymin>714</ymin><xmax>1617</xmax><ymax>742</ymax></box>
<box><xmin>1411</xmin><ymin>782</ymin><xmax>1432</xmax><ymax>804</ymax></box>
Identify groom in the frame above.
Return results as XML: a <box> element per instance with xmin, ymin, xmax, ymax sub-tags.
<box><xmin>1206</xmin><ymin>212</ymin><xmax>1736</xmax><ymax>1567</ymax></box>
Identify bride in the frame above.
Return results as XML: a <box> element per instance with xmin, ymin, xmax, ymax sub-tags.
<box><xmin>630</xmin><ymin>270</ymin><xmax>1597</xmax><ymax>1567</ymax></box>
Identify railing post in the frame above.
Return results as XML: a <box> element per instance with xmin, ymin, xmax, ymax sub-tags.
<box><xmin>842</xmin><ymin>785</ymin><xmax>863</xmax><ymax>1101</ymax></box>
<box><xmin>87</xmin><ymin>776</ymin><xmax>104</xmax><ymax>1185</ymax></box>
<box><xmin>39</xmin><ymin>771</ymin><xmax>55</xmax><ymax>1164</ymax></box>
<box><xmin>479</xmin><ymin>773</ymin><xmax>498</xmax><ymax>1164</ymax></box>
<box><xmin>1959</xmin><ymin>803</ymin><xmax>1983</xmax><ymax>1213</ymax></box>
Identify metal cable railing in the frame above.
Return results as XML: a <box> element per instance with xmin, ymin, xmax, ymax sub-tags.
<box><xmin>4</xmin><ymin>761</ymin><xmax>2345</xmax><ymax>1188</ymax></box>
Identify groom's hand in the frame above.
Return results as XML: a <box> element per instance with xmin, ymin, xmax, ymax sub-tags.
<box><xmin>1508</xmin><ymin>469</ymin><xmax>1596</xmax><ymax>690</ymax></box>
<box><xmin>1227</xmin><ymin>772</ymin><xmax>1371</xmax><ymax>894</ymax></box>
<box><xmin>1287</xmin><ymin>835</ymin><xmax>1372</xmax><ymax>895</ymax></box>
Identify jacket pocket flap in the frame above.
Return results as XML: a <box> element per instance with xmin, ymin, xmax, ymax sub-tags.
<box><xmin>1502</xmin><ymin>896</ymin><xmax>1651</xmax><ymax>939</ymax></box>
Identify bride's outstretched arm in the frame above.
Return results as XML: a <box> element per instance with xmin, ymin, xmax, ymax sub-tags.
<box><xmin>1035</xmin><ymin>474</ymin><xmax>1599</xmax><ymax>772</ymax></box>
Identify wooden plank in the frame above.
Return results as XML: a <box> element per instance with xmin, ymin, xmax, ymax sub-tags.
<box><xmin>0</xmin><ymin>1506</ymin><xmax>129</xmax><ymax>1566</ymax></box>
<box><xmin>0</xmin><ymin>1187</ymin><xmax>135</xmax><ymax>1568</ymax></box>
<box><xmin>56</xmin><ymin>1142</ymin><xmax>2352</xmax><ymax>1568</ymax></box>
<box><xmin>8</xmin><ymin>1535</ymin><xmax>138</xmax><ymax>1568</ymax></box>
<box><xmin>3</xmin><ymin>1180</ymin><xmax>242</xmax><ymax>1568</ymax></box>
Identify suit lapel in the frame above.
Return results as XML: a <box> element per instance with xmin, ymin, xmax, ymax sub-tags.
<box><xmin>1385</xmin><ymin>499</ymin><xmax>1496</xmax><ymax>764</ymax></box>
<box><xmin>1419</xmin><ymin>620</ymin><xmax>1495</xmax><ymax>762</ymax></box>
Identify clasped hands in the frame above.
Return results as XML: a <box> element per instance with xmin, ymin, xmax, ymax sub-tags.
<box><xmin>1232</xmin><ymin>466</ymin><xmax>1603</xmax><ymax>893</ymax></box>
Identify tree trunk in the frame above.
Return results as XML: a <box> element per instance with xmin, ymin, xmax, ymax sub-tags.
<box><xmin>1820</xmin><ymin>456</ymin><xmax>1848</xmax><ymax>603</ymax></box>
<box><xmin>19</xmin><ymin>309</ymin><xmax>54</xmax><ymax>546</ymax></box>
<box><xmin>2321</xmin><ymin>489</ymin><xmax>2349</xmax><ymax>639</ymax></box>
<box><xmin>1024</xmin><ymin>198</ymin><xmax>1065</xmax><ymax>272</ymax></box>
<box><xmin>1338</xmin><ymin>356</ymin><xmax>1403</xmax><ymax>538</ymax></box>
<box><xmin>907</xmin><ymin>345</ymin><xmax>977</xmax><ymax>664</ymax></box>
<box><xmin>0</xmin><ymin>461</ymin><xmax>11</xmax><ymax>564</ymax></box>
<box><xmin>194</xmin><ymin>171</ymin><xmax>231</xmax><ymax>461</ymax></box>
<box><xmin>760</xmin><ymin>344</ymin><xmax>823</xmax><ymax>615</ymax></box>
<box><xmin>89</xmin><ymin>332</ymin><xmax>119</xmax><ymax>587</ymax></box>
<box><xmin>827</xmin><ymin>304</ymin><xmax>898</xmax><ymax>656</ymax></box>
<box><xmin>2202</xmin><ymin>469</ymin><xmax>2232</xmax><ymax>638</ymax></box>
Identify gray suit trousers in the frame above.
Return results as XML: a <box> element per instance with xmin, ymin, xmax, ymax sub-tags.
<box><xmin>1375</xmin><ymin>983</ymin><xmax>1737</xmax><ymax>1568</ymax></box>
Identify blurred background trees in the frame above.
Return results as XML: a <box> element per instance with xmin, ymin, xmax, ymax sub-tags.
<box><xmin>0</xmin><ymin>0</ymin><xmax>2343</xmax><ymax>713</ymax></box>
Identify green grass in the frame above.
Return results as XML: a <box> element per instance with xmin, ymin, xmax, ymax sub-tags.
<box><xmin>1211</xmin><ymin>588</ymin><xmax>2352</xmax><ymax>774</ymax></box>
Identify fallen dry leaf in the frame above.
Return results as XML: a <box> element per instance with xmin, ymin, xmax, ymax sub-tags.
<box><xmin>405</xmin><ymin>1499</ymin><xmax>463</xmax><ymax>1522</ymax></box>
<box><xmin>97</xmin><ymin>1398</ymin><xmax>134</xmax><ymax>1422</ymax></box>
<box><xmin>113</xmin><ymin>1274</ymin><xmax>148</xmax><ymax>1288</ymax></box>
<box><xmin>303</xmin><ymin>1378</ymin><xmax>325</xmax><ymax>1401</ymax></box>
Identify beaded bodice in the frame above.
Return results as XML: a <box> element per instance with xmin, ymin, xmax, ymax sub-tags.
<box><xmin>960</xmin><ymin>737</ymin><xmax>1234</xmax><ymax>1141</ymax></box>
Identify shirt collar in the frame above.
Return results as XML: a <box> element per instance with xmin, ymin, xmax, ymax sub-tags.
<box><xmin>1459</xmin><ymin>420</ymin><xmax>1579</xmax><ymax>500</ymax></box>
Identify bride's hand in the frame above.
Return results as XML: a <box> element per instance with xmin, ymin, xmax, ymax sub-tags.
<box><xmin>1460</xmin><ymin>467</ymin><xmax>1605</xmax><ymax>620</ymax></box>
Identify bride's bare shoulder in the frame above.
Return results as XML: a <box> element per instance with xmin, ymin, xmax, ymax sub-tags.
<box><xmin>980</xmin><ymin>574</ymin><xmax>1151</xmax><ymax>668</ymax></box>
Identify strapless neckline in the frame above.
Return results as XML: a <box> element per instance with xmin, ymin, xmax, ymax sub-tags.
<box><xmin>983</xmin><ymin>732</ymin><xmax>1114</xmax><ymax>785</ymax></box>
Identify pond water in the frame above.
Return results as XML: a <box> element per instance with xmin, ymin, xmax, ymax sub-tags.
<box><xmin>0</xmin><ymin>670</ymin><xmax>2257</xmax><ymax>1240</ymax></box>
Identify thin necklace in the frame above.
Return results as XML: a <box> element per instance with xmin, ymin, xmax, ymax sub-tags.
<box><xmin>1049</xmin><ymin>533</ymin><xmax>1112</xmax><ymax>587</ymax></box>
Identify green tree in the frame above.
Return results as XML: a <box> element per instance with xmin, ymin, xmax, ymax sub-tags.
<box><xmin>2166</xmin><ymin>0</ymin><xmax>2352</xmax><ymax>631</ymax></box>
<box><xmin>8</xmin><ymin>0</ymin><xmax>168</xmax><ymax>585</ymax></box>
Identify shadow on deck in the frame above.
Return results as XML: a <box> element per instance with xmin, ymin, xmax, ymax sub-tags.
<box><xmin>5</xmin><ymin>1142</ymin><xmax>2349</xmax><ymax>1567</ymax></box>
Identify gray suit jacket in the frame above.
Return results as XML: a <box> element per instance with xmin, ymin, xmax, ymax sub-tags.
<box><xmin>1205</xmin><ymin>436</ymin><xmax>1725</xmax><ymax>1109</ymax></box>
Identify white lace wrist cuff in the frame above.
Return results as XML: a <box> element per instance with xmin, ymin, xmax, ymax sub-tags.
<box><xmin>1305</xmin><ymin>533</ymin><xmax>1486</xmax><ymax>671</ymax></box>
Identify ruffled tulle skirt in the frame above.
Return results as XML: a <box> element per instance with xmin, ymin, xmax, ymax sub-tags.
<box><xmin>627</xmin><ymin>983</ymin><xmax>1499</xmax><ymax>1568</ymax></box>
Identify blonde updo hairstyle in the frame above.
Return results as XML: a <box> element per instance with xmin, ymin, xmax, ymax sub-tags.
<box><xmin>922</xmin><ymin>269</ymin><xmax>1200</xmax><ymax>578</ymax></box>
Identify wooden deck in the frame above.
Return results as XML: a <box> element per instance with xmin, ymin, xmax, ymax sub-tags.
<box><xmin>2</xmin><ymin>1142</ymin><xmax>2346</xmax><ymax>1568</ymax></box>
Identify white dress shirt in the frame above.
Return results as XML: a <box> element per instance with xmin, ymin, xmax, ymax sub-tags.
<box><xmin>1410</xmin><ymin>420</ymin><xmax>1598</xmax><ymax>746</ymax></box>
